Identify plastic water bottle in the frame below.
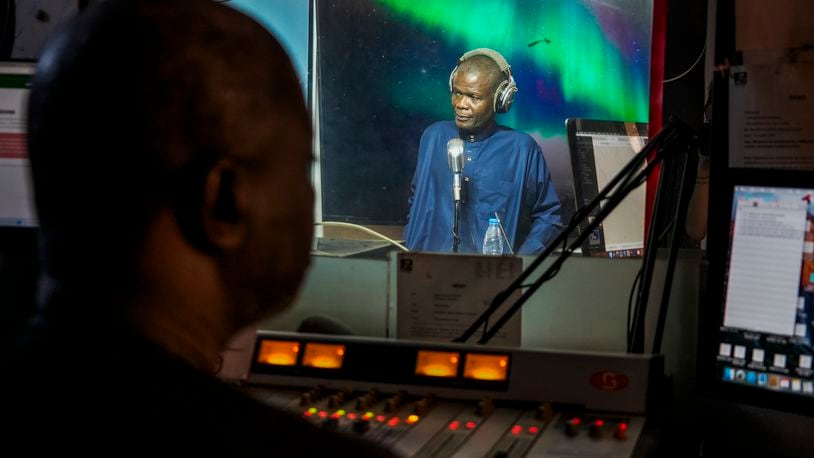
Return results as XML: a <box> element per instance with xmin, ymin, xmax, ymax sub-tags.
<box><xmin>482</xmin><ymin>218</ymin><xmax>503</xmax><ymax>255</ymax></box>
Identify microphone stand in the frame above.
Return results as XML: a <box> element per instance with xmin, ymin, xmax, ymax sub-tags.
<box><xmin>453</xmin><ymin>200</ymin><xmax>461</xmax><ymax>253</ymax></box>
<box><xmin>453</xmin><ymin>117</ymin><xmax>697</xmax><ymax>347</ymax></box>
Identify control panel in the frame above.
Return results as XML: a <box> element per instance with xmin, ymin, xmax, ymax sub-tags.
<box><xmin>227</xmin><ymin>331</ymin><xmax>662</xmax><ymax>457</ymax></box>
<box><xmin>245</xmin><ymin>384</ymin><xmax>646</xmax><ymax>457</ymax></box>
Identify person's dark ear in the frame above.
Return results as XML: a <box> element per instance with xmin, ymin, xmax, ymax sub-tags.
<box><xmin>200</xmin><ymin>159</ymin><xmax>248</xmax><ymax>252</ymax></box>
<box><xmin>212</xmin><ymin>169</ymin><xmax>239</xmax><ymax>222</ymax></box>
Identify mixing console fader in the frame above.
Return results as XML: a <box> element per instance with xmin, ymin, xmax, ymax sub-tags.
<box><xmin>228</xmin><ymin>331</ymin><xmax>663</xmax><ymax>457</ymax></box>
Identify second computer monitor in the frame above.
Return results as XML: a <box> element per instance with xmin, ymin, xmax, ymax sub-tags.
<box><xmin>566</xmin><ymin>118</ymin><xmax>648</xmax><ymax>258</ymax></box>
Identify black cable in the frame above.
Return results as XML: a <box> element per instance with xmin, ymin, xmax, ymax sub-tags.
<box><xmin>626</xmin><ymin>266</ymin><xmax>644</xmax><ymax>349</ymax></box>
<box><xmin>465</xmin><ymin>118</ymin><xmax>692</xmax><ymax>345</ymax></box>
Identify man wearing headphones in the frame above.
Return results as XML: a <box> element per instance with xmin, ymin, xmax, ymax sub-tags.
<box><xmin>404</xmin><ymin>49</ymin><xmax>563</xmax><ymax>255</ymax></box>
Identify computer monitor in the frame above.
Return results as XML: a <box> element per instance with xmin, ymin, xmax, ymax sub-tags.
<box><xmin>701</xmin><ymin>168</ymin><xmax>814</xmax><ymax>416</ymax></box>
<box><xmin>0</xmin><ymin>62</ymin><xmax>36</xmax><ymax>227</ymax></box>
<box><xmin>566</xmin><ymin>118</ymin><xmax>647</xmax><ymax>258</ymax></box>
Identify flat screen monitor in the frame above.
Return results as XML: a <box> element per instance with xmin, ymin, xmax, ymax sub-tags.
<box><xmin>701</xmin><ymin>168</ymin><xmax>814</xmax><ymax>416</ymax></box>
<box><xmin>0</xmin><ymin>62</ymin><xmax>36</xmax><ymax>228</ymax></box>
<box><xmin>566</xmin><ymin>118</ymin><xmax>647</xmax><ymax>258</ymax></box>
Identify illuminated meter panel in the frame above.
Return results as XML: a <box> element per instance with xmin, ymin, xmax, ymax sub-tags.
<box><xmin>302</xmin><ymin>342</ymin><xmax>346</xmax><ymax>369</ymax></box>
<box><xmin>415</xmin><ymin>351</ymin><xmax>460</xmax><ymax>378</ymax></box>
<box><xmin>463</xmin><ymin>353</ymin><xmax>510</xmax><ymax>382</ymax></box>
<box><xmin>256</xmin><ymin>340</ymin><xmax>300</xmax><ymax>366</ymax></box>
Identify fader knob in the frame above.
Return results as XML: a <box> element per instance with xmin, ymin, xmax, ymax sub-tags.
<box><xmin>352</xmin><ymin>419</ymin><xmax>371</xmax><ymax>434</ymax></box>
<box><xmin>565</xmin><ymin>417</ymin><xmax>582</xmax><ymax>437</ymax></box>
<box><xmin>414</xmin><ymin>399</ymin><xmax>429</xmax><ymax>415</ymax></box>
<box><xmin>322</xmin><ymin>417</ymin><xmax>338</xmax><ymax>431</ymax></box>
<box><xmin>614</xmin><ymin>422</ymin><xmax>628</xmax><ymax>440</ymax></box>
<box><xmin>536</xmin><ymin>402</ymin><xmax>553</xmax><ymax>421</ymax></box>
<box><xmin>589</xmin><ymin>419</ymin><xmax>604</xmax><ymax>438</ymax></box>
<box><xmin>475</xmin><ymin>398</ymin><xmax>494</xmax><ymax>417</ymax></box>
<box><xmin>384</xmin><ymin>398</ymin><xmax>398</xmax><ymax>412</ymax></box>
<box><xmin>355</xmin><ymin>395</ymin><xmax>369</xmax><ymax>410</ymax></box>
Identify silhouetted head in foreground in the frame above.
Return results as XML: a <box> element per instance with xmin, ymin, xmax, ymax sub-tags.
<box><xmin>28</xmin><ymin>0</ymin><xmax>313</xmax><ymax>369</ymax></box>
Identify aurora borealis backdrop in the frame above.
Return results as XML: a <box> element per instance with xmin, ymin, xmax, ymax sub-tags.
<box><xmin>233</xmin><ymin>0</ymin><xmax>653</xmax><ymax>227</ymax></box>
<box><xmin>315</xmin><ymin>0</ymin><xmax>652</xmax><ymax>226</ymax></box>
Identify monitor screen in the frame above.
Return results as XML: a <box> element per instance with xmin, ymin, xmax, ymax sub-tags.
<box><xmin>566</xmin><ymin>118</ymin><xmax>647</xmax><ymax>258</ymax></box>
<box><xmin>703</xmin><ymin>169</ymin><xmax>814</xmax><ymax>416</ymax></box>
<box><xmin>0</xmin><ymin>62</ymin><xmax>36</xmax><ymax>227</ymax></box>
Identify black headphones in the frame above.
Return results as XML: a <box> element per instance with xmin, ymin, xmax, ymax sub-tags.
<box><xmin>448</xmin><ymin>48</ymin><xmax>518</xmax><ymax>113</ymax></box>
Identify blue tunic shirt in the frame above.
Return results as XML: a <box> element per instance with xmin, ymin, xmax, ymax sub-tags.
<box><xmin>405</xmin><ymin>121</ymin><xmax>563</xmax><ymax>255</ymax></box>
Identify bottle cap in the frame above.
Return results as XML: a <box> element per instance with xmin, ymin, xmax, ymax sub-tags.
<box><xmin>489</xmin><ymin>218</ymin><xmax>499</xmax><ymax>224</ymax></box>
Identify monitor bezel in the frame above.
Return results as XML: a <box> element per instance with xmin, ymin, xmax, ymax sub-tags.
<box><xmin>699</xmin><ymin>166</ymin><xmax>814</xmax><ymax>417</ymax></box>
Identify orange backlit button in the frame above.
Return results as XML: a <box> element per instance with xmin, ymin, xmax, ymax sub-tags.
<box><xmin>463</xmin><ymin>353</ymin><xmax>509</xmax><ymax>381</ymax></box>
<box><xmin>415</xmin><ymin>351</ymin><xmax>460</xmax><ymax>378</ymax></box>
<box><xmin>302</xmin><ymin>343</ymin><xmax>346</xmax><ymax>369</ymax></box>
<box><xmin>406</xmin><ymin>414</ymin><xmax>420</xmax><ymax>424</ymax></box>
<box><xmin>256</xmin><ymin>340</ymin><xmax>299</xmax><ymax>366</ymax></box>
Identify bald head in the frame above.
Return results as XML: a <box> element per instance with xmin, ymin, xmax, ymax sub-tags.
<box><xmin>455</xmin><ymin>55</ymin><xmax>506</xmax><ymax>97</ymax></box>
<box><xmin>29</xmin><ymin>0</ymin><xmax>311</xmax><ymax>299</ymax></box>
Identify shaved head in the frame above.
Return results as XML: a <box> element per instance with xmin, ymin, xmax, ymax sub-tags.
<box><xmin>455</xmin><ymin>55</ymin><xmax>506</xmax><ymax>95</ymax></box>
<box><xmin>28</xmin><ymin>0</ymin><xmax>310</xmax><ymax>302</ymax></box>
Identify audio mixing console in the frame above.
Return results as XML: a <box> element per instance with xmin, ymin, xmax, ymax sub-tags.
<box><xmin>227</xmin><ymin>331</ymin><xmax>664</xmax><ymax>457</ymax></box>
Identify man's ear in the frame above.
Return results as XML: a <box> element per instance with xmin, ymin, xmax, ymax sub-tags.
<box><xmin>201</xmin><ymin>159</ymin><xmax>248</xmax><ymax>251</ymax></box>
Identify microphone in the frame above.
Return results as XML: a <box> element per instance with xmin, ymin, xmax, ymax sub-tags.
<box><xmin>447</xmin><ymin>138</ymin><xmax>465</xmax><ymax>202</ymax></box>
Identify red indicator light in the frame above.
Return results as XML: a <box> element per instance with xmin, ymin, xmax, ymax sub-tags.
<box><xmin>449</xmin><ymin>420</ymin><xmax>460</xmax><ymax>431</ymax></box>
<box><xmin>594</xmin><ymin>419</ymin><xmax>605</xmax><ymax>427</ymax></box>
<box><xmin>375</xmin><ymin>415</ymin><xmax>386</xmax><ymax>422</ymax></box>
<box><xmin>528</xmin><ymin>426</ymin><xmax>540</xmax><ymax>434</ymax></box>
<box><xmin>304</xmin><ymin>411</ymin><xmax>313</xmax><ymax>417</ymax></box>
<box><xmin>511</xmin><ymin>425</ymin><xmax>523</xmax><ymax>435</ymax></box>
<box><xmin>330</xmin><ymin>413</ymin><xmax>341</xmax><ymax>420</ymax></box>
<box><xmin>614</xmin><ymin>422</ymin><xmax>629</xmax><ymax>440</ymax></box>
<box><xmin>568</xmin><ymin>417</ymin><xmax>582</xmax><ymax>426</ymax></box>
<box><xmin>388</xmin><ymin>417</ymin><xmax>400</xmax><ymax>427</ymax></box>
<box><xmin>347</xmin><ymin>413</ymin><xmax>357</xmax><ymax>420</ymax></box>
<box><xmin>465</xmin><ymin>421</ymin><xmax>477</xmax><ymax>430</ymax></box>
<box><xmin>318</xmin><ymin>410</ymin><xmax>328</xmax><ymax>418</ymax></box>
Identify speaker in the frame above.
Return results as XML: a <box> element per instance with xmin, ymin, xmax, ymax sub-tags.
<box><xmin>448</xmin><ymin>48</ymin><xmax>518</xmax><ymax>113</ymax></box>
